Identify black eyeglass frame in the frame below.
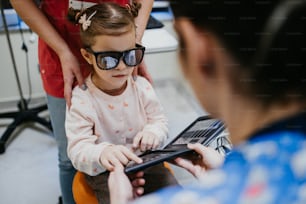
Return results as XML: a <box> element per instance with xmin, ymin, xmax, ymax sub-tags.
<box><xmin>86</xmin><ymin>44</ymin><xmax>146</xmax><ymax>70</ymax></box>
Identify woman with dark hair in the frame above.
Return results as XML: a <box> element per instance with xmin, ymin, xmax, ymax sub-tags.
<box><xmin>108</xmin><ymin>0</ymin><xmax>306</xmax><ymax>203</ymax></box>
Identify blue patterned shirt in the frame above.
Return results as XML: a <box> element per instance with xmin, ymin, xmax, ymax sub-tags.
<box><xmin>132</xmin><ymin>112</ymin><xmax>306</xmax><ymax>204</ymax></box>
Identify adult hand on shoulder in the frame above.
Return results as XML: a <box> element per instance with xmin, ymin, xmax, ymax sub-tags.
<box><xmin>100</xmin><ymin>145</ymin><xmax>143</xmax><ymax>171</ymax></box>
<box><xmin>132</xmin><ymin>61</ymin><xmax>153</xmax><ymax>84</ymax></box>
<box><xmin>59</xmin><ymin>50</ymin><xmax>85</xmax><ymax>108</ymax></box>
<box><xmin>133</xmin><ymin>131</ymin><xmax>160</xmax><ymax>152</ymax></box>
<box><xmin>174</xmin><ymin>143</ymin><xmax>224</xmax><ymax>179</ymax></box>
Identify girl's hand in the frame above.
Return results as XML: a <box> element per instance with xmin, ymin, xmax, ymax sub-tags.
<box><xmin>100</xmin><ymin>145</ymin><xmax>142</xmax><ymax>171</ymax></box>
<box><xmin>133</xmin><ymin>131</ymin><xmax>160</xmax><ymax>152</ymax></box>
<box><xmin>174</xmin><ymin>143</ymin><xmax>224</xmax><ymax>179</ymax></box>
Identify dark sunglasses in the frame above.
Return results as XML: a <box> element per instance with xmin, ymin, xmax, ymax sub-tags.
<box><xmin>86</xmin><ymin>44</ymin><xmax>145</xmax><ymax>70</ymax></box>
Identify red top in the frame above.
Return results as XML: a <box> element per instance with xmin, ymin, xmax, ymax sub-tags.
<box><xmin>38</xmin><ymin>0</ymin><xmax>129</xmax><ymax>98</ymax></box>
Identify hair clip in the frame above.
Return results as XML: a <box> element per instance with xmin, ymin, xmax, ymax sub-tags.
<box><xmin>78</xmin><ymin>10</ymin><xmax>97</xmax><ymax>31</ymax></box>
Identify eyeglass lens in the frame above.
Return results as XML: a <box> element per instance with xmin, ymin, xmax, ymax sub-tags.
<box><xmin>96</xmin><ymin>48</ymin><xmax>144</xmax><ymax>70</ymax></box>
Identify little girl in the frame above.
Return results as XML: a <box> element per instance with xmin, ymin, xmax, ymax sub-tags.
<box><xmin>65</xmin><ymin>2</ymin><xmax>177</xmax><ymax>203</ymax></box>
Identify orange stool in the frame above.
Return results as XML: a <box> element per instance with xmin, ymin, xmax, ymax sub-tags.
<box><xmin>72</xmin><ymin>162</ymin><xmax>173</xmax><ymax>204</ymax></box>
<box><xmin>72</xmin><ymin>171</ymin><xmax>98</xmax><ymax>204</ymax></box>
<box><xmin>163</xmin><ymin>162</ymin><xmax>174</xmax><ymax>175</ymax></box>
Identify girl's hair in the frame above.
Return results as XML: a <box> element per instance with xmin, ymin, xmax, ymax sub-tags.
<box><xmin>68</xmin><ymin>2</ymin><xmax>141</xmax><ymax>48</ymax></box>
<box><xmin>171</xmin><ymin>0</ymin><xmax>306</xmax><ymax>106</ymax></box>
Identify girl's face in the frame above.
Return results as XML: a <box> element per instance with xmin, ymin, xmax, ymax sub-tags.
<box><xmin>84</xmin><ymin>30</ymin><xmax>136</xmax><ymax>94</ymax></box>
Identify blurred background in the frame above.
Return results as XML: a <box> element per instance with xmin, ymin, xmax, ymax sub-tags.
<box><xmin>0</xmin><ymin>1</ymin><xmax>205</xmax><ymax>203</ymax></box>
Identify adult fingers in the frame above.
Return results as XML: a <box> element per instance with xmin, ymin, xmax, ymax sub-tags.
<box><xmin>132</xmin><ymin>66</ymin><xmax>138</xmax><ymax>81</ymax></box>
<box><xmin>74</xmin><ymin>68</ymin><xmax>85</xmax><ymax>88</ymax></box>
<box><xmin>64</xmin><ymin>78</ymin><xmax>73</xmax><ymax>108</ymax></box>
<box><xmin>188</xmin><ymin>143</ymin><xmax>224</xmax><ymax>169</ymax></box>
<box><xmin>128</xmin><ymin>171</ymin><xmax>144</xmax><ymax>180</ymax></box>
<box><xmin>134</xmin><ymin>187</ymin><xmax>144</xmax><ymax>198</ymax></box>
<box><xmin>174</xmin><ymin>157</ymin><xmax>195</xmax><ymax>172</ymax></box>
<box><xmin>130</xmin><ymin>172</ymin><xmax>145</xmax><ymax>197</ymax></box>
<box><xmin>137</xmin><ymin>61</ymin><xmax>153</xmax><ymax>84</ymax></box>
<box><xmin>187</xmin><ymin>143</ymin><xmax>207</xmax><ymax>153</ymax></box>
<box><xmin>174</xmin><ymin>157</ymin><xmax>202</xmax><ymax>178</ymax></box>
<box><xmin>131</xmin><ymin>177</ymin><xmax>145</xmax><ymax>188</ymax></box>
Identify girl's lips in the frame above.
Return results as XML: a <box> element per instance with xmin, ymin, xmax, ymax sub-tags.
<box><xmin>113</xmin><ymin>74</ymin><xmax>126</xmax><ymax>78</ymax></box>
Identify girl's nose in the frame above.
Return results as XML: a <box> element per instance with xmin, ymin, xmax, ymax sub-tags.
<box><xmin>115</xmin><ymin>59</ymin><xmax>127</xmax><ymax>70</ymax></box>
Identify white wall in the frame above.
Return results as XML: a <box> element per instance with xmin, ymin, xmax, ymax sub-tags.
<box><xmin>0</xmin><ymin>30</ymin><xmax>45</xmax><ymax>102</ymax></box>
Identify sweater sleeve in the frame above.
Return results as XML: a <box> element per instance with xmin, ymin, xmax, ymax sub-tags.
<box><xmin>65</xmin><ymin>87</ymin><xmax>110</xmax><ymax>175</ymax></box>
<box><xmin>136</xmin><ymin>77</ymin><xmax>169</xmax><ymax>146</ymax></box>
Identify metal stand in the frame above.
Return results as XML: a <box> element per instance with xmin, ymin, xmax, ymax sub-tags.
<box><xmin>0</xmin><ymin>1</ymin><xmax>52</xmax><ymax>154</ymax></box>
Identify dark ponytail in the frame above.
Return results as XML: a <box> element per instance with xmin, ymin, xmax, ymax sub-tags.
<box><xmin>67</xmin><ymin>7</ymin><xmax>82</xmax><ymax>24</ymax></box>
<box><xmin>126</xmin><ymin>1</ymin><xmax>141</xmax><ymax>18</ymax></box>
